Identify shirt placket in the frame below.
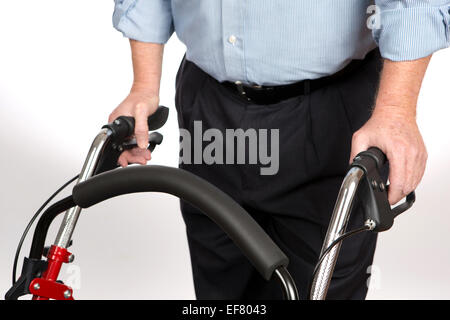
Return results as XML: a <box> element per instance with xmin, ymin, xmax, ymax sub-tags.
<box><xmin>221</xmin><ymin>0</ymin><xmax>247</xmax><ymax>83</ymax></box>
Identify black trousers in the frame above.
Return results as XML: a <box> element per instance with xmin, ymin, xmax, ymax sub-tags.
<box><xmin>175</xmin><ymin>51</ymin><xmax>383</xmax><ymax>300</ymax></box>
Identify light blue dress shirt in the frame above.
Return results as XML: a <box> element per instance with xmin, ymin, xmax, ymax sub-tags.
<box><xmin>113</xmin><ymin>0</ymin><xmax>450</xmax><ymax>85</ymax></box>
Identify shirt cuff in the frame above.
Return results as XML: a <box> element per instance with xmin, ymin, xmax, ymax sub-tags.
<box><xmin>113</xmin><ymin>0</ymin><xmax>174</xmax><ymax>44</ymax></box>
<box><xmin>372</xmin><ymin>4</ymin><xmax>450</xmax><ymax>61</ymax></box>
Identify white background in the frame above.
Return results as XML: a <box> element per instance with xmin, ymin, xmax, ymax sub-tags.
<box><xmin>0</xmin><ymin>1</ymin><xmax>449</xmax><ymax>300</ymax></box>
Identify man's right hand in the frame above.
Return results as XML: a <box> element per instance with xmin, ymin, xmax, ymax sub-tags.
<box><xmin>110</xmin><ymin>40</ymin><xmax>164</xmax><ymax>167</ymax></box>
<box><xmin>108</xmin><ymin>88</ymin><xmax>160</xmax><ymax>167</ymax></box>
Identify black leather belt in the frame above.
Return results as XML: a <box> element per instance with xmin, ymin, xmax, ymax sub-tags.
<box><xmin>222</xmin><ymin>49</ymin><xmax>377</xmax><ymax>105</ymax></box>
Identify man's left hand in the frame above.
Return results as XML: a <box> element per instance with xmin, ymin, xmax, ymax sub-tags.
<box><xmin>350</xmin><ymin>106</ymin><xmax>427</xmax><ymax>205</ymax></box>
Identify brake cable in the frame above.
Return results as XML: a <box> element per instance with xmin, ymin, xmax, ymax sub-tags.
<box><xmin>12</xmin><ymin>174</ymin><xmax>79</xmax><ymax>284</ymax></box>
<box><xmin>308</xmin><ymin>224</ymin><xmax>372</xmax><ymax>298</ymax></box>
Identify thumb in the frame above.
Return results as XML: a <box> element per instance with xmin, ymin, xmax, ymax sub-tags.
<box><xmin>349</xmin><ymin>132</ymin><xmax>370</xmax><ymax>164</ymax></box>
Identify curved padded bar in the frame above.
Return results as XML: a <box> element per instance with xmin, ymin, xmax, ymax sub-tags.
<box><xmin>72</xmin><ymin>165</ymin><xmax>289</xmax><ymax>280</ymax></box>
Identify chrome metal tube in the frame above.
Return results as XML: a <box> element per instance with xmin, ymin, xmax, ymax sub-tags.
<box><xmin>275</xmin><ymin>267</ymin><xmax>299</xmax><ymax>300</ymax></box>
<box><xmin>54</xmin><ymin>129</ymin><xmax>111</xmax><ymax>248</ymax></box>
<box><xmin>309</xmin><ymin>167</ymin><xmax>365</xmax><ymax>300</ymax></box>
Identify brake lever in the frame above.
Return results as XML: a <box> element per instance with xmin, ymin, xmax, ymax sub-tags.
<box><xmin>385</xmin><ymin>185</ymin><xmax>416</xmax><ymax>218</ymax></box>
<box><xmin>93</xmin><ymin>132</ymin><xmax>164</xmax><ymax>175</ymax></box>
<box><xmin>122</xmin><ymin>132</ymin><xmax>164</xmax><ymax>152</ymax></box>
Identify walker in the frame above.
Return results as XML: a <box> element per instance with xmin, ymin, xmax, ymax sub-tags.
<box><xmin>5</xmin><ymin>106</ymin><xmax>415</xmax><ymax>300</ymax></box>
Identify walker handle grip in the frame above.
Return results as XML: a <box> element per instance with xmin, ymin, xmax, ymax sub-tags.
<box><xmin>365</xmin><ymin>147</ymin><xmax>387</xmax><ymax>169</ymax></box>
<box><xmin>364</xmin><ymin>147</ymin><xmax>415</xmax><ymax>217</ymax></box>
<box><xmin>120</xmin><ymin>105</ymin><xmax>169</xmax><ymax>133</ymax></box>
<box><xmin>95</xmin><ymin>107</ymin><xmax>168</xmax><ymax>175</ymax></box>
<box><xmin>103</xmin><ymin>105</ymin><xmax>169</xmax><ymax>143</ymax></box>
<box><xmin>352</xmin><ymin>147</ymin><xmax>415</xmax><ymax>232</ymax></box>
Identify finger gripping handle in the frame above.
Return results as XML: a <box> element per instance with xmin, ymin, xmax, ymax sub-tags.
<box><xmin>363</xmin><ymin>147</ymin><xmax>387</xmax><ymax>169</ymax></box>
<box><xmin>122</xmin><ymin>132</ymin><xmax>164</xmax><ymax>152</ymax></box>
<box><xmin>104</xmin><ymin>106</ymin><xmax>169</xmax><ymax>143</ymax></box>
<box><xmin>391</xmin><ymin>191</ymin><xmax>416</xmax><ymax>218</ymax></box>
<box><xmin>364</xmin><ymin>148</ymin><xmax>416</xmax><ymax>219</ymax></box>
<box><xmin>120</xmin><ymin>105</ymin><xmax>169</xmax><ymax>134</ymax></box>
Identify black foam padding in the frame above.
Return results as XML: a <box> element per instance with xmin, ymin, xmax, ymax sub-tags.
<box><xmin>72</xmin><ymin>165</ymin><xmax>288</xmax><ymax>280</ymax></box>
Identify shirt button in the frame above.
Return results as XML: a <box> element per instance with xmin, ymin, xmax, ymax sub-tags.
<box><xmin>228</xmin><ymin>35</ymin><xmax>237</xmax><ymax>45</ymax></box>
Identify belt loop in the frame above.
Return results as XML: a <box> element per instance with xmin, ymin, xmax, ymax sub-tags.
<box><xmin>304</xmin><ymin>80</ymin><xmax>311</xmax><ymax>95</ymax></box>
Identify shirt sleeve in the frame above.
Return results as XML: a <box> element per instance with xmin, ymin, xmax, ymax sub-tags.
<box><xmin>373</xmin><ymin>0</ymin><xmax>450</xmax><ymax>61</ymax></box>
<box><xmin>113</xmin><ymin>0</ymin><xmax>174</xmax><ymax>44</ymax></box>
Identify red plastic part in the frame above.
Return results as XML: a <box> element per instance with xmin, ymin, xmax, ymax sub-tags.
<box><xmin>29</xmin><ymin>278</ymin><xmax>73</xmax><ymax>300</ymax></box>
<box><xmin>30</xmin><ymin>245</ymin><xmax>74</xmax><ymax>300</ymax></box>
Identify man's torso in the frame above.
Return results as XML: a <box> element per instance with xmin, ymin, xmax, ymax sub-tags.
<box><xmin>172</xmin><ymin>0</ymin><xmax>377</xmax><ymax>85</ymax></box>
